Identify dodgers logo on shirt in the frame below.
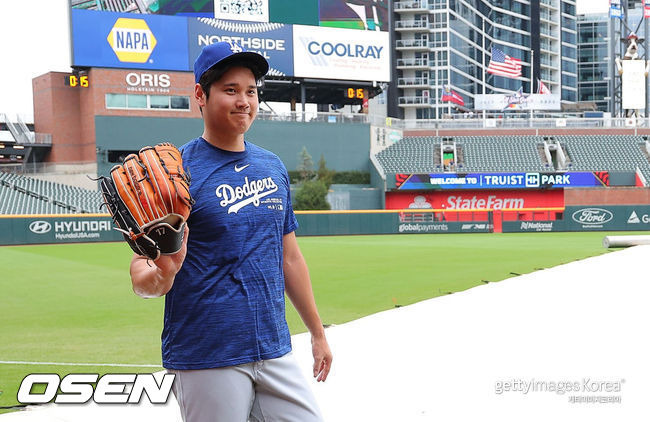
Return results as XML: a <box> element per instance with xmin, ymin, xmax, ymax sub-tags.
<box><xmin>215</xmin><ymin>176</ymin><xmax>279</xmax><ymax>214</ymax></box>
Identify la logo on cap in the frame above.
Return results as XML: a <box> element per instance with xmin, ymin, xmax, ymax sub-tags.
<box><xmin>230</xmin><ymin>43</ymin><xmax>243</xmax><ymax>53</ymax></box>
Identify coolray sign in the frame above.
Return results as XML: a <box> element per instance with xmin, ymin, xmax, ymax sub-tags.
<box><xmin>17</xmin><ymin>373</ymin><xmax>175</xmax><ymax>404</ymax></box>
<box><xmin>571</xmin><ymin>208</ymin><xmax>614</xmax><ymax>228</ymax></box>
<box><xmin>395</xmin><ymin>172</ymin><xmax>609</xmax><ymax>190</ymax></box>
<box><xmin>293</xmin><ymin>25</ymin><xmax>390</xmax><ymax>81</ymax></box>
<box><xmin>71</xmin><ymin>9</ymin><xmax>189</xmax><ymax>70</ymax></box>
<box><xmin>190</xmin><ymin>19</ymin><xmax>293</xmax><ymax>76</ymax></box>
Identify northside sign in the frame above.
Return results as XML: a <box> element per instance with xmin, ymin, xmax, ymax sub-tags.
<box><xmin>395</xmin><ymin>172</ymin><xmax>610</xmax><ymax>190</ymax></box>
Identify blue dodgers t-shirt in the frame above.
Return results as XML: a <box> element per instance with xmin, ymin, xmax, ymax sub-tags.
<box><xmin>162</xmin><ymin>137</ymin><xmax>298</xmax><ymax>369</ymax></box>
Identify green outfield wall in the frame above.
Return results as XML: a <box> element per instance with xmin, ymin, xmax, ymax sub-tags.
<box><xmin>94</xmin><ymin>116</ymin><xmax>371</xmax><ymax>178</ymax></box>
<box><xmin>2</xmin><ymin>206</ymin><xmax>649</xmax><ymax>246</ymax></box>
<box><xmin>501</xmin><ymin>206</ymin><xmax>650</xmax><ymax>232</ymax></box>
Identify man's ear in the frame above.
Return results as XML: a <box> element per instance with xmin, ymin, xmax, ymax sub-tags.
<box><xmin>195</xmin><ymin>83</ymin><xmax>206</xmax><ymax>108</ymax></box>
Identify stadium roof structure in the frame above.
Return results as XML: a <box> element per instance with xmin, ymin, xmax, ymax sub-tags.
<box><xmin>260</xmin><ymin>77</ymin><xmax>384</xmax><ymax>107</ymax></box>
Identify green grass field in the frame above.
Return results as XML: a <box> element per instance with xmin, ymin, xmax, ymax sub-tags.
<box><xmin>0</xmin><ymin>232</ymin><xmax>642</xmax><ymax>411</ymax></box>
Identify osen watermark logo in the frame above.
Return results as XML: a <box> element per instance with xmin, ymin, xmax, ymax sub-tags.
<box><xmin>107</xmin><ymin>18</ymin><xmax>157</xmax><ymax>63</ymax></box>
<box><xmin>29</xmin><ymin>221</ymin><xmax>52</xmax><ymax>234</ymax></box>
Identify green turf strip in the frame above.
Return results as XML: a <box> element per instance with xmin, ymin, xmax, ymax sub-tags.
<box><xmin>0</xmin><ymin>232</ymin><xmax>643</xmax><ymax>410</ymax></box>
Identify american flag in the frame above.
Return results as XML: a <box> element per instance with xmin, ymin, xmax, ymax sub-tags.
<box><xmin>487</xmin><ymin>47</ymin><xmax>522</xmax><ymax>78</ymax></box>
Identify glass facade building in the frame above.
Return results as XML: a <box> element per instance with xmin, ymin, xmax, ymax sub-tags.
<box><xmin>577</xmin><ymin>14</ymin><xmax>610</xmax><ymax>112</ymax></box>
<box><xmin>393</xmin><ymin>0</ymin><xmax>577</xmax><ymax>119</ymax></box>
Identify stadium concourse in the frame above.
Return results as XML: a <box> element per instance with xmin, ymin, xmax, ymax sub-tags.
<box><xmin>2</xmin><ymin>244</ymin><xmax>648</xmax><ymax>421</ymax></box>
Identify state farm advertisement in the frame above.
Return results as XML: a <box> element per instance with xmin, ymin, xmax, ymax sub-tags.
<box><xmin>385</xmin><ymin>189</ymin><xmax>564</xmax><ymax>210</ymax></box>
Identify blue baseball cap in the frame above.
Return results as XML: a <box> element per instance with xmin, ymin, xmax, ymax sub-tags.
<box><xmin>193</xmin><ymin>41</ymin><xmax>269</xmax><ymax>83</ymax></box>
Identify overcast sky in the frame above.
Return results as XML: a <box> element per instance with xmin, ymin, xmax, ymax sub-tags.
<box><xmin>0</xmin><ymin>0</ymin><xmax>614</xmax><ymax>121</ymax></box>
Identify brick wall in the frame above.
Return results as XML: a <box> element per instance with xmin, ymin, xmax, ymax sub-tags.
<box><xmin>33</xmin><ymin>68</ymin><xmax>200</xmax><ymax>164</ymax></box>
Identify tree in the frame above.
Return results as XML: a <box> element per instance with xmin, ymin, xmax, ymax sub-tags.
<box><xmin>293</xmin><ymin>179</ymin><xmax>331</xmax><ymax>210</ymax></box>
<box><xmin>293</xmin><ymin>147</ymin><xmax>330</xmax><ymax>210</ymax></box>
<box><xmin>317</xmin><ymin>154</ymin><xmax>336</xmax><ymax>189</ymax></box>
<box><xmin>296</xmin><ymin>146</ymin><xmax>314</xmax><ymax>182</ymax></box>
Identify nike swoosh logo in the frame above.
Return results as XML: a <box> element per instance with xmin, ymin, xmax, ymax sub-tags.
<box><xmin>234</xmin><ymin>164</ymin><xmax>250</xmax><ymax>172</ymax></box>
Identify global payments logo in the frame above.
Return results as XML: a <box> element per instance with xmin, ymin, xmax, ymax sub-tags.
<box><xmin>106</xmin><ymin>18</ymin><xmax>157</xmax><ymax>63</ymax></box>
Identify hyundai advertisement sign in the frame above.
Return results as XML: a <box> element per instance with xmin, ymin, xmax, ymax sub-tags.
<box><xmin>71</xmin><ymin>9</ymin><xmax>189</xmax><ymax>71</ymax></box>
<box><xmin>395</xmin><ymin>172</ymin><xmax>610</xmax><ymax>190</ymax></box>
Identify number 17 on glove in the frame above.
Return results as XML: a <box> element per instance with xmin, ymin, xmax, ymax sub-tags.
<box><xmin>99</xmin><ymin>142</ymin><xmax>194</xmax><ymax>260</ymax></box>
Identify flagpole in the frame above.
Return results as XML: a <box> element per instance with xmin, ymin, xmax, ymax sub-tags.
<box><xmin>530</xmin><ymin>49</ymin><xmax>534</xmax><ymax>121</ymax></box>
<box><xmin>483</xmin><ymin>19</ymin><xmax>487</xmax><ymax>121</ymax></box>
<box><xmin>434</xmin><ymin>49</ymin><xmax>439</xmax><ymax>119</ymax></box>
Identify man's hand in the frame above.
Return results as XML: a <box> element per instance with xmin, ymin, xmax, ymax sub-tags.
<box><xmin>312</xmin><ymin>334</ymin><xmax>332</xmax><ymax>382</ymax></box>
<box><xmin>130</xmin><ymin>225</ymin><xmax>189</xmax><ymax>298</ymax></box>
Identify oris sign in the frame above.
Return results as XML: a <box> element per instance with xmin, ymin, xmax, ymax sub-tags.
<box><xmin>125</xmin><ymin>72</ymin><xmax>171</xmax><ymax>93</ymax></box>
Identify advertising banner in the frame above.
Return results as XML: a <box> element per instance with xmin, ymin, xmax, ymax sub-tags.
<box><xmin>0</xmin><ymin>216</ymin><xmax>122</xmax><ymax>246</ymax></box>
<box><xmin>385</xmin><ymin>190</ymin><xmax>565</xmax><ymax>210</ymax></box>
<box><xmin>622</xmin><ymin>60</ymin><xmax>646</xmax><ymax>111</ymax></box>
<box><xmin>475</xmin><ymin>93</ymin><xmax>561</xmax><ymax>111</ymax></box>
<box><xmin>71</xmin><ymin>9</ymin><xmax>190</xmax><ymax>71</ymax></box>
<box><xmin>395</xmin><ymin>172</ymin><xmax>609</xmax><ymax>190</ymax></box>
<box><xmin>188</xmin><ymin>18</ymin><xmax>293</xmax><ymax>76</ymax></box>
<box><xmin>395</xmin><ymin>221</ymin><xmax>490</xmax><ymax>234</ymax></box>
<box><xmin>319</xmin><ymin>0</ymin><xmax>389</xmax><ymax>31</ymax></box>
<box><xmin>503</xmin><ymin>206</ymin><xmax>650</xmax><ymax>232</ymax></box>
<box><xmin>292</xmin><ymin>25</ymin><xmax>390</xmax><ymax>81</ymax></box>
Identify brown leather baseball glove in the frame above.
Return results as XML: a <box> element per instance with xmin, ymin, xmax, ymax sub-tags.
<box><xmin>100</xmin><ymin>142</ymin><xmax>194</xmax><ymax>260</ymax></box>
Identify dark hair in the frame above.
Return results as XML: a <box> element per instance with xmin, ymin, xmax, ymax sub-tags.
<box><xmin>199</xmin><ymin>58</ymin><xmax>265</xmax><ymax>99</ymax></box>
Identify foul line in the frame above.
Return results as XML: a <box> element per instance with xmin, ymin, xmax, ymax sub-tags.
<box><xmin>0</xmin><ymin>360</ymin><xmax>162</xmax><ymax>368</ymax></box>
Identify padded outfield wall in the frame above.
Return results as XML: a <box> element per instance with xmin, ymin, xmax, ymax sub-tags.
<box><xmin>94</xmin><ymin>116</ymin><xmax>371</xmax><ymax>178</ymax></box>
<box><xmin>3</xmin><ymin>205</ymin><xmax>650</xmax><ymax>246</ymax></box>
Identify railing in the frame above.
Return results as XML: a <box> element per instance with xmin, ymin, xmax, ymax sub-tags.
<box><xmin>399</xmin><ymin>96</ymin><xmax>432</xmax><ymax>105</ymax></box>
<box><xmin>394</xmin><ymin>0</ymin><xmax>429</xmax><ymax>10</ymax></box>
<box><xmin>396</xmin><ymin>39</ymin><xmax>429</xmax><ymax>49</ymax></box>
<box><xmin>253</xmin><ymin>112</ymin><xmax>650</xmax><ymax>132</ymax></box>
<box><xmin>396</xmin><ymin>57</ymin><xmax>430</xmax><ymax>67</ymax></box>
<box><xmin>16</xmin><ymin>116</ymin><xmax>35</xmax><ymax>143</ymax></box>
<box><xmin>398</xmin><ymin>77</ymin><xmax>433</xmax><ymax>86</ymax></box>
<box><xmin>256</xmin><ymin>110</ymin><xmax>370</xmax><ymax>124</ymax></box>
<box><xmin>395</xmin><ymin>20</ymin><xmax>431</xmax><ymax>30</ymax></box>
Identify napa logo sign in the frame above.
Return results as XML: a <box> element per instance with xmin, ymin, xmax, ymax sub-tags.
<box><xmin>106</xmin><ymin>18</ymin><xmax>157</xmax><ymax>63</ymax></box>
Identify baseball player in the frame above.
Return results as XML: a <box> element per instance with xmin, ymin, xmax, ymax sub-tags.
<box><xmin>129</xmin><ymin>42</ymin><xmax>332</xmax><ymax>421</ymax></box>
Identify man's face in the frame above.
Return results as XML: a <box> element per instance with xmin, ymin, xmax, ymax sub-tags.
<box><xmin>198</xmin><ymin>66</ymin><xmax>259</xmax><ymax>136</ymax></box>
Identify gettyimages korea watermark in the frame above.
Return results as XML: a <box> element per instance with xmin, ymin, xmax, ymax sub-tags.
<box><xmin>494</xmin><ymin>377</ymin><xmax>624</xmax><ymax>404</ymax></box>
<box><xmin>16</xmin><ymin>373</ymin><xmax>175</xmax><ymax>404</ymax></box>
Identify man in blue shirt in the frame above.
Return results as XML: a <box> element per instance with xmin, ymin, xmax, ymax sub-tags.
<box><xmin>130</xmin><ymin>41</ymin><xmax>331</xmax><ymax>421</ymax></box>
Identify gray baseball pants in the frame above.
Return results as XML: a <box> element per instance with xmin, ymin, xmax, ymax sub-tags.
<box><xmin>168</xmin><ymin>352</ymin><xmax>324</xmax><ymax>422</ymax></box>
